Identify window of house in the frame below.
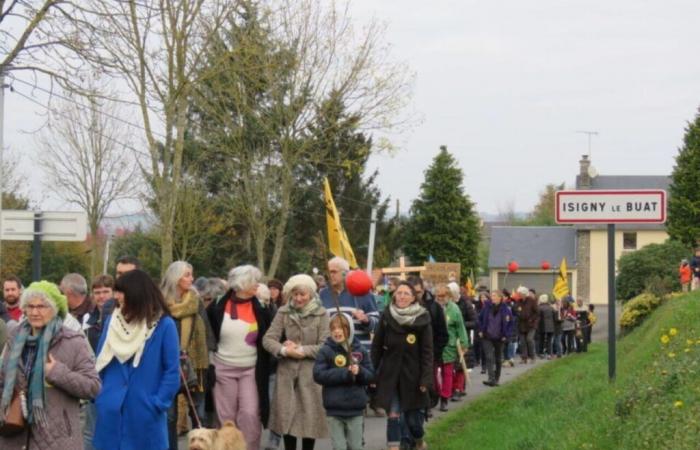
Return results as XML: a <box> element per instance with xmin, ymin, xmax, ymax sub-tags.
<box><xmin>623</xmin><ymin>232</ymin><xmax>637</xmax><ymax>250</ymax></box>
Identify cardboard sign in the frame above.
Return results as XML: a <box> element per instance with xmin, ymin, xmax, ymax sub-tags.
<box><xmin>422</xmin><ymin>262</ymin><xmax>461</xmax><ymax>285</ymax></box>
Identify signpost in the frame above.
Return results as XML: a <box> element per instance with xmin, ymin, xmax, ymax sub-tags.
<box><xmin>1</xmin><ymin>210</ymin><xmax>88</xmax><ymax>280</ymax></box>
<box><xmin>556</xmin><ymin>189</ymin><xmax>666</xmax><ymax>381</ymax></box>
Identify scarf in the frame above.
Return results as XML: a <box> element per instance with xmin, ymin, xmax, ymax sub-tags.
<box><xmin>288</xmin><ymin>297</ymin><xmax>322</xmax><ymax>318</ymax></box>
<box><xmin>389</xmin><ymin>302</ymin><xmax>426</xmax><ymax>326</ymax></box>
<box><xmin>168</xmin><ymin>290</ymin><xmax>209</xmax><ymax>371</ymax></box>
<box><xmin>95</xmin><ymin>308</ymin><xmax>158</xmax><ymax>373</ymax></box>
<box><xmin>1</xmin><ymin>316</ymin><xmax>63</xmax><ymax>426</ymax></box>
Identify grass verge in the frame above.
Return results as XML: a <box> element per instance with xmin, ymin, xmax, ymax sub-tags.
<box><xmin>426</xmin><ymin>291</ymin><xmax>700</xmax><ymax>449</ymax></box>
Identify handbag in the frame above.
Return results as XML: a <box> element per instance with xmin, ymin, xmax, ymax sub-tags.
<box><xmin>179</xmin><ymin>351</ymin><xmax>199</xmax><ymax>394</ymax></box>
<box><xmin>0</xmin><ymin>389</ymin><xmax>26</xmax><ymax>437</ymax></box>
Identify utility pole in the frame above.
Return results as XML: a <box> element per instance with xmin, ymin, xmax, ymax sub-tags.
<box><xmin>576</xmin><ymin>130</ymin><xmax>599</xmax><ymax>158</ymax></box>
<box><xmin>366</xmin><ymin>208</ymin><xmax>377</xmax><ymax>274</ymax></box>
<box><xmin>0</xmin><ymin>73</ymin><xmax>6</xmax><ymax>272</ymax></box>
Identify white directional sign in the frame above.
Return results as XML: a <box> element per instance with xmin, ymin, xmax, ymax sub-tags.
<box><xmin>555</xmin><ymin>190</ymin><xmax>666</xmax><ymax>224</ymax></box>
<box><xmin>0</xmin><ymin>210</ymin><xmax>88</xmax><ymax>241</ymax></box>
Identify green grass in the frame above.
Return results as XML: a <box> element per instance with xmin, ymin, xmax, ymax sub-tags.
<box><xmin>426</xmin><ymin>291</ymin><xmax>700</xmax><ymax>450</ymax></box>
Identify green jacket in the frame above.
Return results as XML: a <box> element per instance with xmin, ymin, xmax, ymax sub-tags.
<box><xmin>442</xmin><ymin>301</ymin><xmax>469</xmax><ymax>363</ymax></box>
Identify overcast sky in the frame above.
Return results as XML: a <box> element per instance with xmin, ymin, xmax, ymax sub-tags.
<box><xmin>3</xmin><ymin>0</ymin><xmax>700</xmax><ymax>216</ymax></box>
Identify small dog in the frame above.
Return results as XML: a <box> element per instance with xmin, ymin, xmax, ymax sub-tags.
<box><xmin>188</xmin><ymin>421</ymin><xmax>246</xmax><ymax>450</ymax></box>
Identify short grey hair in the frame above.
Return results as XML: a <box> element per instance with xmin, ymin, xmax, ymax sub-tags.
<box><xmin>228</xmin><ymin>265</ymin><xmax>262</xmax><ymax>292</ymax></box>
<box><xmin>161</xmin><ymin>261</ymin><xmax>194</xmax><ymax>302</ymax></box>
<box><xmin>447</xmin><ymin>282</ymin><xmax>460</xmax><ymax>301</ymax></box>
<box><xmin>20</xmin><ymin>290</ymin><xmax>57</xmax><ymax>316</ymax></box>
<box><xmin>328</xmin><ymin>256</ymin><xmax>350</xmax><ymax>272</ymax></box>
<box><xmin>198</xmin><ymin>278</ymin><xmax>226</xmax><ymax>301</ymax></box>
<box><xmin>256</xmin><ymin>284</ymin><xmax>271</xmax><ymax>305</ymax></box>
<box><xmin>60</xmin><ymin>273</ymin><xmax>88</xmax><ymax>296</ymax></box>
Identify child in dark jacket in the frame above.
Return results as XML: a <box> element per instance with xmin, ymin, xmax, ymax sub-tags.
<box><xmin>313</xmin><ymin>314</ymin><xmax>374</xmax><ymax>450</ymax></box>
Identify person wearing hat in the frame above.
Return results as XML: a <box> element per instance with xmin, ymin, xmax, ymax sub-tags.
<box><xmin>0</xmin><ymin>281</ymin><xmax>101</xmax><ymax>449</ymax></box>
<box><xmin>268</xmin><ymin>279</ymin><xmax>285</xmax><ymax>311</ymax></box>
<box><xmin>263</xmin><ymin>274</ymin><xmax>329</xmax><ymax>450</ymax></box>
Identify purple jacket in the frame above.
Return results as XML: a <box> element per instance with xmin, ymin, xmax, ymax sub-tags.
<box><xmin>478</xmin><ymin>301</ymin><xmax>514</xmax><ymax>341</ymax></box>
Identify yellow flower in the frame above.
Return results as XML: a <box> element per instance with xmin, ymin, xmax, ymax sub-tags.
<box><xmin>669</xmin><ymin>328</ymin><xmax>678</xmax><ymax>336</ymax></box>
<box><xmin>661</xmin><ymin>335</ymin><xmax>670</xmax><ymax>344</ymax></box>
<box><xmin>674</xmin><ymin>400</ymin><xmax>684</xmax><ymax>408</ymax></box>
<box><xmin>696</xmin><ymin>339</ymin><xmax>700</xmax><ymax>345</ymax></box>
<box><xmin>669</xmin><ymin>352</ymin><xmax>676</xmax><ymax>358</ymax></box>
<box><xmin>686</xmin><ymin>348</ymin><xmax>692</xmax><ymax>353</ymax></box>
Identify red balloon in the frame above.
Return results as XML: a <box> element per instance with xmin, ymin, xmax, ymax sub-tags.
<box><xmin>345</xmin><ymin>270</ymin><xmax>373</xmax><ymax>296</ymax></box>
<box><xmin>541</xmin><ymin>260</ymin><xmax>551</xmax><ymax>271</ymax></box>
<box><xmin>507</xmin><ymin>261</ymin><xmax>519</xmax><ymax>273</ymax></box>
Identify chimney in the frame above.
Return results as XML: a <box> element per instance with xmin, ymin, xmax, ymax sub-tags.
<box><xmin>578</xmin><ymin>155</ymin><xmax>591</xmax><ymax>189</ymax></box>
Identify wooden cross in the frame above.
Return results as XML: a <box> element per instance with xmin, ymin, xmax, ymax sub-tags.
<box><xmin>381</xmin><ymin>256</ymin><xmax>426</xmax><ymax>280</ymax></box>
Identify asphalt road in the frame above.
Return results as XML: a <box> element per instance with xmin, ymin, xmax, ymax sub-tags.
<box><xmin>179</xmin><ymin>357</ymin><xmax>551</xmax><ymax>450</ymax></box>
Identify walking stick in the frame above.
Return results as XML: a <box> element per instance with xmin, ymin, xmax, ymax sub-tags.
<box><xmin>456</xmin><ymin>340</ymin><xmax>470</xmax><ymax>387</ymax></box>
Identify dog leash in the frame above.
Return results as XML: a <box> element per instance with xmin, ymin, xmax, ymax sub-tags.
<box><xmin>181</xmin><ymin>367</ymin><xmax>203</xmax><ymax>429</ymax></box>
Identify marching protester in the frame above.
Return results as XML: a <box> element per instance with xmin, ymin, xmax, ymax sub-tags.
<box><xmin>561</xmin><ymin>297</ymin><xmax>578</xmax><ymax>354</ymax></box>
<box><xmin>319</xmin><ymin>257</ymin><xmax>379</xmax><ymax>350</ymax></box>
<box><xmin>575</xmin><ymin>297</ymin><xmax>590</xmax><ymax>353</ymax></box>
<box><xmin>207</xmin><ymin>265</ymin><xmax>272</xmax><ymax>450</ymax></box>
<box><xmin>680</xmin><ymin>259</ymin><xmax>692</xmax><ymax>293</ymax></box>
<box><xmin>514</xmin><ymin>286</ymin><xmax>539</xmax><ymax>364</ymax></box>
<box><xmin>371</xmin><ymin>281</ymin><xmax>433</xmax><ymax>450</ymax></box>
<box><xmin>1</xmin><ymin>276</ymin><xmax>23</xmax><ymax>323</ymax></box>
<box><xmin>478</xmin><ymin>289</ymin><xmax>513</xmax><ymax>387</ymax></box>
<box><xmin>0</xmin><ymin>281</ymin><xmax>101</xmax><ymax>449</ymax></box>
<box><xmin>537</xmin><ymin>294</ymin><xmax>556</xmax><ymax>359</ymax></box>
<box><xmin>161</xmin><ymin>261</ymin><xmax>210</xmax><ymax>445</ymax></box>
<box><xmin>93</xmin><ymin>269</ymin><xmax>180</xmax><ymax>450</ymax></box>
<box><xmin>434</xmin><ymin>283</ymin><xmax>469</xmax><ymax>410</ymax></box>
<box><xmin>264</xmin><ymin>274</ymin><xmax>329</xmax><ymax>450</ymax></box>
<box><xmin>313</xmin><ymin>314</ymin><xmax>374</xmax><ymax>450</ymax></box>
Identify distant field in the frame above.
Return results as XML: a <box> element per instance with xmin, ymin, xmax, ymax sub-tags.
<box><xmin>426</xmin><ymin>291</ymin><xmax>700</xmax><ymax>450</ymax></box>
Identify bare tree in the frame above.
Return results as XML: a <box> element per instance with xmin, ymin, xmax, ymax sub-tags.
<box><xmin>37</xmin><ymin>90</ymin><xmax>138</xmax><ymax>278</ymax></box>
<box><xmin>191</xmin><ymin>0</ymin><xmax>415</xmax><ymax>276</ymax></box>
<box><xmin>74</xmin><ymin>0</ymin><xmax>236</xmax><ymax>274</ymax></box>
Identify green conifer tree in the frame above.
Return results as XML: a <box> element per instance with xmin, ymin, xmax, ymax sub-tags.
<box><xmin>404</xmin><ymin>146</ymin><xmax>481</xmax><ymax>278</ymax></box>
<box><xmin>668</xmin><ymin>109</ymin><xmax>700</xmax><ymax>248</ymax></box>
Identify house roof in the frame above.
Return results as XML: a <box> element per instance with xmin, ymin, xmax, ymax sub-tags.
<box><xmin>576</xmin><ymin>175</ymin><xmax>671</xmax><ymax>191</ymax></box>
<box><xmin>488</xmin><ymin>226</ymin><xmax>577</xmax><ymax>269</ymax></box>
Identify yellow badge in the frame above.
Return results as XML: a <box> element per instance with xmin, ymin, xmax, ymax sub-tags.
<box><xmin>406</xmin><ymin>334</ymin><xmax>417</xmax><ymax>344</ymax></box>
<box><xmin>334</xmin><ymin>354</ymin><xmax>347</xmax><ymax>367</ymax></box>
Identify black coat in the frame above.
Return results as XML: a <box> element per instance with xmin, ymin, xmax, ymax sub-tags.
<box><xmin>538</xmin><ymin>303</ymin><xmax>556</xmax><ymax>334</ymax></box>
<box><xmin>207</xmin><ymin>290</ymin><xmax>272</xmax><ymax>427</ymax></box>
<box><xmin>422</xmin><ymin>291</ymin><xmax>448</xmax><ymax>363</ymax></box>
<box><xmin>313</xmin><ymin>336</ymin><xmax>374</xmax><ymax>417</ymax></box>
<box><xmin>457</xmin><ymin>296</ymin><xmax>478</xmax><ymax>330</ymax></box>
<box><xmin>371</xmin><ymin>309</ymin><xmax>433</xmax><ymax>412</ymax></box>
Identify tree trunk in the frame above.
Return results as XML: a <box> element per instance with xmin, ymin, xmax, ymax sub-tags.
<box><xmin>267</xmin><ymin>170</ymin><xmax>294</xmax><ymax>278</ymax></box>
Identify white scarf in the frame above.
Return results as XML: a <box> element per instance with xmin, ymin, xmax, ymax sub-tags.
<box><xmin>389</xmin><ymin>302</ymin><xmax>426</xmax><ymax>326</ymax></box>
<box><xmin>95</xmin><ymin>308</ymin><xmax>158</xmax><ymax>373</ymax></box>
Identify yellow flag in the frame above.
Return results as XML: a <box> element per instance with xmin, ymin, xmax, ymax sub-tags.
<box><xmin>323</xmin><ymin>178</ymin><xmax>358</xmax><ymax>268</ymax></box>
<box><xmin>466</xmin><ymin>277</ymin><xmax>476</xmax><ymax>297</ymax></box>
<box><xmin>552</xmin><ymin>257</ymin><xmax>570</xmax><ymax>300</ymax></box>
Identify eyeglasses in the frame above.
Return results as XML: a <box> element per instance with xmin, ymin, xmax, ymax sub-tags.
<box><xmin>26</xmin><ymin>304</ymin><xmax>50</xmax><ymax>312</ymax></box>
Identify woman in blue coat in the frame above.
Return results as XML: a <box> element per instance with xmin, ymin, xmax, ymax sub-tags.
<box><xmin>93</xmin><ymin>270</ymin><xmax>180</xmax><ymax>450</ymax></box>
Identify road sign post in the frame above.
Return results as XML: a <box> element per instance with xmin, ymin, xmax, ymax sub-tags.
<box><xmin>556</xmin><ymin>190</ymin><xmax>666</xmax><ymax>382</ymax></box>
<box><xmin>1</xmin><ymin>210</ymin><xmax>88</xmax><ymax>280</ymax></box>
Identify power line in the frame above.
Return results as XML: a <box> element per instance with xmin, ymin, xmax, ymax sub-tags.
<box><xmin>10</xmin><ymin>87</ymin><xmax>152</xmax><ymax>160</ymax></box>
<box><xmin>8</xmin><ymin>76</ymin><xmax>168</xmax><ymax>140</ymax></box>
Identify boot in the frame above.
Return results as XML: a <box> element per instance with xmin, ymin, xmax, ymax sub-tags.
<box><xmin>439</xmin><ymin>397</ymin><xmax>448</xmax><ymax>411</ymax></box>
<box><xmin>415</xmin><ymin>438</ymin><xmax>428</xmax><ymax>450</ymax></box>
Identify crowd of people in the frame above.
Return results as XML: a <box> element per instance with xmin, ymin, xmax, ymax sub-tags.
<box><xmin>0</xmin><ymin>255</ymin><xmax>596</xmax><ymax>450</ymax></box>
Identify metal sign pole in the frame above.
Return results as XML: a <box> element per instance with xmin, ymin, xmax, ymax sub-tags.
<box><xmin>607</xmin><ymin>223</ymin><xmax>616</xmax><ymax>381</ymax></box>
<box><xmin>32</xmin><ymin>212</ymin><xmax>42</xmax><ymax>281</ymax></box>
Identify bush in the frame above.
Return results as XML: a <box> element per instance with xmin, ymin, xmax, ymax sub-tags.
<box><xmin>616</xmin><ymin>240</ymin><xmax>689</xmax><ymax>301</ymax></box>
<box><xmin>620</xmin><ymin>292</ymin><xmax>663</xmax><ymax>331</ymax></box>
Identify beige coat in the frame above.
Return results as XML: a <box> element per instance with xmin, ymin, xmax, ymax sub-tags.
<box><xmin>263</xmin><ymin>304</ymin><xmax>329</xmax><ymax>439</ymax></box>
<box><xmin>0</xmin><ymin>325</ymin><xmax>101</xmax><ymax>450</ymax></box>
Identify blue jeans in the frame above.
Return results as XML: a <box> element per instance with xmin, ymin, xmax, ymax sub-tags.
<box><xmin>82</xmin><ymin>402</ymin><xmax>96</xmax><ymax>450</ymax></box>
<box><xmin>553</xmin><ymin>332</ymin><xmax>563</xmax><ymax>356</ymax></box>
<box><xmin>388</xmin><ymin>393</ymin><xmax>424</xmax><ymax>448</ymax></box>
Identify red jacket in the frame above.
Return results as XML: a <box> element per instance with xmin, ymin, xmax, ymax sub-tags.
<box><xmin>680</xmin><ymin>264</ymin><xmax>692</xmax><ymax>284</ymax></box>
